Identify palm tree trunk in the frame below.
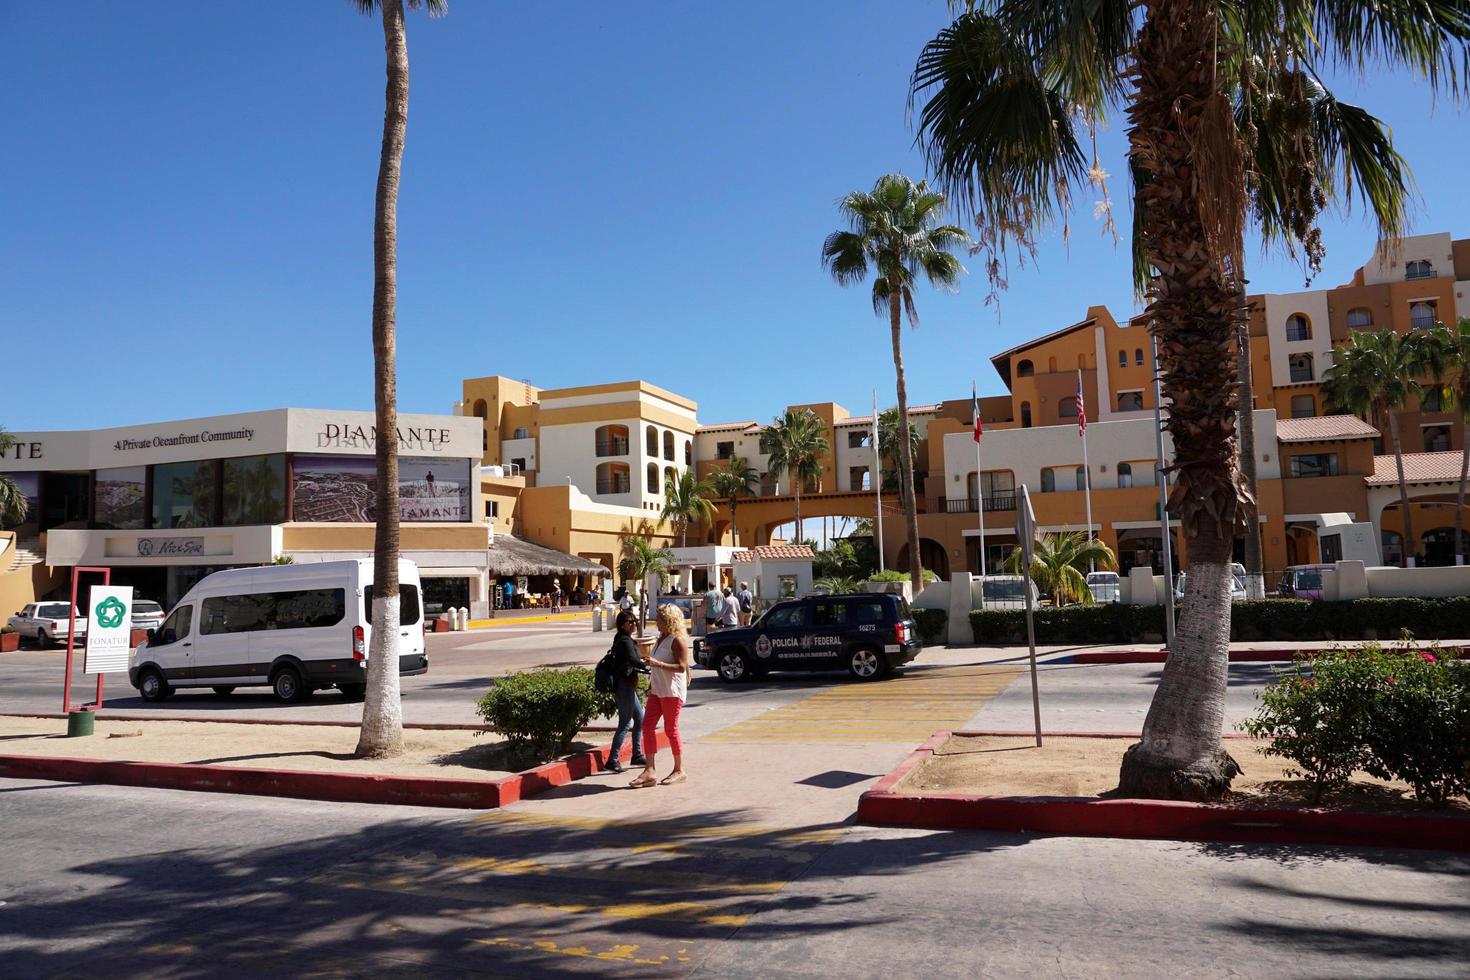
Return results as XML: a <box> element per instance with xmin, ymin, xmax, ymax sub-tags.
<box><xmin>1390</xmin><ymin>408</ymin><xmax>1415</xmax><ymax>567</ymax></box>
<box><xmin>1457</xmin><ymin>422</ymin><xmax>1468</xmax><ymax>565</ymax></box>
<box><xmin>730</xmin><ymin>497</ymin><xmax>738</xmax><ymax>547</ymax></box>
<box><xmin>1236</xmin><ymin>308</ymin><xmax>1264</xmax><ymax>596</ymax></box>
<box><xmin>793</xmin><ymin>480</ymin><xmax>802</xmax><ymax>544</ymax></box>
<box><xmin>1116</xmin><ymin>0</ymin><xmax>1243</xmax><ymax>801</ymax></box>
<box><xmin>888</xmin><ymin>285</ymin><xmax>923</xmax><ymax>595</ymax></box>
<box><xmin>356</xmin><ymin>0</ymin><xmax>408</xmax><ymax>760</ymax></box>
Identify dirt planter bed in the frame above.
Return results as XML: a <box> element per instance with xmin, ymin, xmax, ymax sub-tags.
<box><xmin>0</xmin><ymin>717</ymin><xmax>666</xmax><ymax>810</ymax></box>
<box><xmin>857</xmin><ymin>732</ymin><xmax>1470</xmax><ymax>853</ymax></box>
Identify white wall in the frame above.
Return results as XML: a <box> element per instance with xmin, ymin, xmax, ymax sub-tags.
<box><xmin>1364</xmin><ymin>563</ymin><xmax>1470</xmax><ymax>599</ymax></box>
<box><xmin>833</xmin><ymin>422</ymin><xmax>875</xmax><ymax>492</ymax></box>
<box><xmin>1359</xmin><ymin>233</ymin><xmax>1454</xmax><ymax>285</ymax></box>
<box><xmin>1263</xmin><ymin>289</ymin><xmax>1332</xmax><ymax>390</ymax></box>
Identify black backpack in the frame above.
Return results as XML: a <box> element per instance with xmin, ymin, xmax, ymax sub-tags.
<box><xmin>594</xmin><ymin>648</ymin><xmax>619</xmax><ymax>694</ymax></box>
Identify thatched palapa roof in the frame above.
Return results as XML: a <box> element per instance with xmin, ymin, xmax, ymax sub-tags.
<box><xmin>486</xmin><ymin>535</ymin><xmax>609</xmax><ymax>577</ymax></box>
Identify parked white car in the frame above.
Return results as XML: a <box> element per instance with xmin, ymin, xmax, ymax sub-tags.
<box><xmin>1086</xmin><ymin>571</ymin><xmax>1121</xmax><ymax>604</ymax></box>
<box><xmin>1174</xmin><ymin>572</ymin><xmax>1247</xmax><ymax>603</ymax></box>
<box><xmin>8</xmin><ymin>602</ymin><xmax>88</xmax><ymax>648</ymax></box>
<box><xmin>130</xmin><ymin>599</ymin><xmax>167</xmax><ymax>631</ymax></box>
<box><xmin>979</xmin><ymin>575</ymin><xmax>1040</xmax><ymax>609</ymax></box>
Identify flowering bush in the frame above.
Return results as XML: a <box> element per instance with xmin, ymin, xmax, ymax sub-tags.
<box><xmin>1240</xmin><ymin>642</ymin><xmax>1469</xmax><ymax>806</ymax></box>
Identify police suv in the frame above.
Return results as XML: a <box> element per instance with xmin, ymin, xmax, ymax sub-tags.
<box><xmin>694</xmin><ymin>592</ymin><xmax>922</xmax><ymax>683</ymax></box>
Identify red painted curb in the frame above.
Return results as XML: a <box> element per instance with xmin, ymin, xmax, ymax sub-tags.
<box><xmin>0</xmin><ymin>733</ymin><xmax>670</xmax><ymax>810</ymax></box>
<box><xmin>0</xmin><ymin>711</ymin><xmax>619</xmax><ymax>733</ymax></box>
<box><xmin>857</xmin><ymin>731</ymin><xmax>1470</xmax><ymax>853</ymax></box>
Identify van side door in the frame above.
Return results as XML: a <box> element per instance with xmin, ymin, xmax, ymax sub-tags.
<box><xmin>197</xmin><ymin>593</ymin><xmax>266</xmax><ymax>685</ymax></box>
<box><xmin>147</xmin><ymin>605</ymin><xmax>195</xmax><ymax>681</ymax></box>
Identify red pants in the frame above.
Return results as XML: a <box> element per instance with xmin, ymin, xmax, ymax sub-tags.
<box><xmin>643</xmin><ymin>694</ymin><xmax>683</xmax><ymax>757</ymax></box>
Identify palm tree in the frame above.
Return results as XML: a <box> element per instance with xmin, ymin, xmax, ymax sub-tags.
<box><xmin>660</xmin><ymin>469</ymin><xmax>714</xmax><ymax>548</ymax></box>
<box><xmin>875</xmin><ymin>407</ymin><xmax>920</xmax><ymax>496</ymax></box>
<box><xmin>909</xmin><ymin>3</ymin><xmax>1465</xmax><ymax>800</ymax></box>
<box><xmin>1004</xmin><ymin>531</ymin><xmax>1117</xmax><ymax>606</ymax></box>
<box><xmin>760</xmin><ymin>410</ymin><xmax>829</xmax><ymax>543</ymax></box>
<box><xmin>1323</xmin><ymin>330</ymin><xmax>1441</xmax><ymax>567</ymax></box>
<box><xmin>822</xmin><ymin>175</ymin><xmax>970</xmax><ymax>596</ymax></box>
<box><xmin>705</xmin><ymin>456</ymin><xmax>758</xmax><ymax>547</ymax></box>
<box><xmin>0</xmin><ymin>428</ymin><xmax>28</xmax><ymax>526</ymax></box>
<box><xmin>352</xmin><ymin>0</ymin><xmax>444</xmax><ymax>761</ymax></box>
<box><xmin>1428</xmin><ymin>318</ymin><xmax>1470</xmax><ymax>565</ymax></box>
<box><xmin>618</xmin><ymin>534</ymin><xmax>673</xmax><ymax>633</ymax></box>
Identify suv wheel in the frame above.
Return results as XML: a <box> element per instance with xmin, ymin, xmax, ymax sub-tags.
<box><xmin>716</xmin><ymin>649</ymin><xmax>750</xmax><ymax>683</ymax></box>
<box><xmin>847</xmin><ymin>647</ymin><xmax>884</xmax><ymax>681</ymax></box>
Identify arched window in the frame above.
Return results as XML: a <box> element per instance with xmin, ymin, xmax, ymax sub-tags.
<box><xmin>1117</xmin><ymin>350</ymin><xmax>1127</xmax><ymax>368</ymax></box>
<box><xmin>1040</xmin><ymin>468</ymin><xmax>1056</xmax><ymax>493</ymax></box>
<box><xmin>1074</xmin><ymin>466</ymin><xmax>1088</xmax><ymax>492</ymax></box>
<box><xmin>596</xmin><ymin>462</ymin><xmax>630</xmax><ymax>495</ymax></box>
<box><xmin>594</xmin><ymin>424</ymin><xmax>630</xmax><ymax>457</ymax></box>
<box><xmin>1134</xmin><ymin>348</ymin><xmax>1144</xmax><ymax>366</ymax></box>
<box><xmin>1410</xmin><ymin>301</ymin><xmax>1438</xmax><ymax>331</ymax></box>
<box><xmin>1285</xmin><ymin>314</ymin><xmax>1311</xmax><ymax>342</ymax></box>
<box><xmin>1288</xmin><ymin>353</ymin><xmax>1314</xmax><ymax>383</ymax></box>
<box><xmin>513</xmin><ymin>427</ymin><xmax>529</xmax><ymax>440</ymax></box>
<box><xmin>1346</xmin><ymin>307</ymin><xmax>1373</xmax><ymax>329</ymax></box>
<box><xmin>1016</xmin><ymin>359</ymin><xmax>1034</xmax><ymax>378</ymax></box>
<box><xmin>1290</xmin><ymin>395</ymin><xmax>1316</xmax><ymax>418</ymax></box>
<box><xmin>1405</xmin><ymin>259</ymin><xmax>1434</xmax><ymax>280</ymax></box>
<box><xmin>646</xmin><ymin>425</ymin><xmax>658</xmax><ymax>455</ymax></box>
<box><xmin>472</xmin><ymin>399</ymin><xmax>488</xmax><ymax>418</ymax></box>
<box><xmin>1117</xmin><ymin>462</ymin><xmax>1133</xmax><ymax>489</ymax></box>
<box><xmin>685</xmin><ymin>440</ymin><xmax>692</xmax><ymax>465</ymax></box>
<box><xmin>1117</xmin><ymin>391</ymin><xmax>1143</xmax><ymax>412</ymax></box>
<box><xmin>664</xmin><ymin>466</ymin><xmax>677</xmax><ymax>488</ymax></box>
<box><xmin>1020</xmin><ymin>402</ymin><xmax>1033</xmax><ymax>428</ymax></box>
<box><xmin>1048</xmin><ymin>356</ymin><xmax>1058</xmax><ymax>372</ymax></box>
<box><xmin>663</xmin><ymin>430</ymin><xmax>675</xmax><ymax>461</ymax></box>
<box><xmin>646</xmin><ymin>463</ymin><xmax>658</xmax><ymax>494</ymax></box>
<box><xmin>1058</xmin><ymin>396</ymin><xmax>1079</xmax><ymax>419</ymax></box>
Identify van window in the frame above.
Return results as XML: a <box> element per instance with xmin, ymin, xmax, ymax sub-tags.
<box><xmin>399</xmin><ymin>584</ymin><xmax>421</xmax><ymax>626</ymax></box>
<box><xmin>201</xmin><ymin>589</ymin><xmax>346</xmax><ymax>635</ymax></box>
<box><xmin>1294</xmin><ymin>570</ymin><xmax>1323</xmax><ymax>591</ymax></box>
<box><xmin>157</xmin><ymin>606</ymin><xmax>192</xmax><ymax>645</ymax></box>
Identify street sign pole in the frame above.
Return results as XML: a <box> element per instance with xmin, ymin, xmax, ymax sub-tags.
<box><xmin>1016</xmin><ymin>486</ymin><xmax>1043</xmax><ymax>747</ymax></box>
<box><xmin>62</xmin><ymin>566</ymin><xmax>113</xmax><ymax>713</ymax></box>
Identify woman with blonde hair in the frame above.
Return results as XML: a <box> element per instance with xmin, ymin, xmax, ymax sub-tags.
<box><xmin>630</xmin><ymin>602</ymin><xmax>691</xmax><ymax>787</ymax></box>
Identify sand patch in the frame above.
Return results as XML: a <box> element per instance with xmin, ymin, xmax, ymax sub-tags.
<box><xmin>899</xmin><ymin>734</ymin><xmax>1469</xmax><ymax>814</ymax></box>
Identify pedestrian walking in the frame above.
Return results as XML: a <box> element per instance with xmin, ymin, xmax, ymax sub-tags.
<box><xmin>719</xmin><ymin>587</ymin><xmax>740</xmax><ymax>629</ymax></box>
<box><xmin>703</xmin><ymin>584</ymin><xmax>724</xmax><ymax>633</ymax></box>
<box><xmin>618</xmin><ymin>590</ymin><xmax>636</xmax><ymax>615</ymax></box>
<box><xmin>551</xmin><ymin>579</ymin><xmax>563</xmax><ymax>614</ymax></box>
<box><xmin>630</xmin><ymin>604</ymin><xmax>690</xmax><ymax>787</ymax></box>
<box><xmin>736</xmin><ymin>581</ymin><xmax>755</xmax><ymax>626</ymax></box>
<box><xmin>604</xmin><ymin>610</ymin><xmax>647</xmax><ymax>774</ymax></box>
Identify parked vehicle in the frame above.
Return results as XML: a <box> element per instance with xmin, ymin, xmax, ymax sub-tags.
<box><xmin>7</xmin><ymin>602</ymin><xmax>87</xmax><ymax>648</ymax></box>
<box><xmin>1278</xmin><ymin>565</ymin><xmax>1331</xmax><ymax>600</ymax></box>
<box><xmin>978</xmin><ymin>575</ymin><xmax>1039</xmax><ymax>610</ymax></box>
<box><xmin>130</xmin><ymin>599</ymin><xmax>167</xmax><ymax>631</ymax></box>
<box><xmin>1085</xmin><ymin>571</ymin><xmax>1121</xmax><ymax>604</ymax></box>
<box><xmin>1174</xmin><ymin>572</ymin><xmax>1247</xmax><ymax>603</ymax></box>
<box><xmin>693</xmin><ymin>592</ymin><xmax>921</xmax><ymax>683</ymax></box>
<box><xmin>128</xmin><ymin>559</ymin><xmax>427</xmax><ymax>703</ymax></box>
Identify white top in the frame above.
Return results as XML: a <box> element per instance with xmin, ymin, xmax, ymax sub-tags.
<box><xmin>649</xmin><ymin>634</ymin><xmax>688</xmax><ymax>701</ymax></box>
<box><xmin>720</xmin><ymin>597</ymin><xmax>740</xmax><ymax>626</ymax></box>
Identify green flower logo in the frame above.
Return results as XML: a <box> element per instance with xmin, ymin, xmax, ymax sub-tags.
<box><xmin>94</xmin><ymin>596</ymin><xmax>127</xmax><ymax>629</ymax></box>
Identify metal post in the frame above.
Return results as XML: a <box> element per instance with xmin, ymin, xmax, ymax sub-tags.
<box><xmin>1151</xmin><ymin>335</ymin><xmax>1177</xmax><ymax>647</ymax></box>
<box><xmin>973</xmin><ymin>381</ymin><xmax>987</xmax><ymax>577</ymax></box>
<box><xmin>62</xmin><ymin>566</ymin><xmax>111</xmax><ymax>713</ymax></box>
<box><xmin>1078</xmin><ymin>369</ymin><xmax>1095</xmax><ymax>572</ymax></box>
<box><xmin>1018</xmin><ymin>486</ymin><xmax>1043</xmax><ymax>748</ymax></box>
<box><xmin>872</xmin><ymin>389</ymin><xmax>885</xmax><ymax>574</ymax></box>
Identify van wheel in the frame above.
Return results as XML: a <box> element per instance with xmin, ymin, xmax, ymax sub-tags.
<box><xmin>211</xmin><ymin>686</ymin><xmax>235</xmax><ymax>696</ymax></box>
<box><xmin>847</xmin><ymin>648</ymin><xmax>883</xmax><ymax>681</ymax></box>
<box><xmin>338</xmin><ymin>683</ymin><xmax>366</xmax><ymax>700</ymax></box>
<box><xmin>716</xmin><ymin>649</ymin><xmax>750</xmax><ymax>683</ymax></box>
<box><xmin>271</xmin><ymin>666</ymin><xmax>308</xmax><ymax>703</ymax></box>
<box><xmin>138</xmin><ymin>668</ymin><xmax>171</xmax><ymax>702</ymax></box>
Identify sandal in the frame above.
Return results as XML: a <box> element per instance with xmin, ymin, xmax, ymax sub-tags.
<box><xmin>628</xmin><ymin>774</ymin><xmax>657</xmax><ymax>788</ymax></box>
<box><xmin>659</xmin><ymin>772</ymin><xmax>687</xmax><ymax>786</ymax></box>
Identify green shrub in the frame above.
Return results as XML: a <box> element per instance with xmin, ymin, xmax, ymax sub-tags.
<box><xmin>969</xmin><ymin>604</ymin><xmax>1164</xmax><ymax>645</ymax></box>
<box><xmin>868</xmin><ymin>568</ymin><xmax>939</xmax><ymax>584</ymax></box>
<box><xmin>1360</xmin><ymin>650</ymin><xmax>1470</xmax><ymax>805</ymax></box>
<box><xmin>911</xmin><ymin>608</ymin><xmax>947</xmax><ymax>643</ymax></box>
<box><xmin>0</xmin><ymin>624</ymin><xmax>13</xmax><ymax>635</ymax></box>
<box><xmin>1239</xmin><ymin>648</ymin><xmax>1389</xmax><ymax>801</ymax></box>
<box><xmin>476</xmin><ymin>668</ymin><xmax>609</xmax><ymax>761</ymax></box>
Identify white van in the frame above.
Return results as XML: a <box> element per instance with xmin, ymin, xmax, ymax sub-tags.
<box><xmin>128</xmin><ymin>559</ymin><xmax>427</xmax><ymax>703</ymax></box>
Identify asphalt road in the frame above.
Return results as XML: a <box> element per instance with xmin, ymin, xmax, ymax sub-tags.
<box><xmin>2</xmin><ymin>778</ymin><xmax>1465</xmax><ymax>978</ymax></box>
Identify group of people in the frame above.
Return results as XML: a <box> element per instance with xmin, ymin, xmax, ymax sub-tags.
<box><xmin>605</xmin><ymin>605</ymin><xmax>689</xmax><ymax>787</ymax></box>
<box><xmin>703</xmin><ymin>581</ymin><xmax>754</xmax><ymax>632</ymax></box>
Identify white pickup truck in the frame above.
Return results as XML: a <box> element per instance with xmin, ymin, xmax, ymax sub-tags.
<box><xmin>8</xmin><ymin>602</ymin><xmax>88</xmax><ymax>648</ymax></box>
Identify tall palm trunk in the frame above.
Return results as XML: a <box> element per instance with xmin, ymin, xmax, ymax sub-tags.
<box><xmin>1236</xmin><ymin>312</ymin><xmax>1264</xmax><ymax>596</ymax></box>
<box><xmin>729</xmin><ymin>497</ymin><xmax>739</xmax><ymax>547</ymax></box>
<box><xmin>1117</xmin><ymin>0</ymin><xmax>1244</xmax><ymax>800</ymax></box>
<box><xmin>1389</xmin><ymin>408</ymin><xmax>1415</xmax><ymax>566</ymax></box>
<box><xmin>356</xmin><ymin>0</ymin><xmax>408</xmax><ymax>760</ymax></box>
<box><xmin>793</xmin><ymin>479</ymin><xmax>802</xmax><ymax>544</ymax></box>
<box><xmin>888</xmin><ymin>283</ymin><xmax>923</xmax><ymax>594</ymax></box>
<box><xmin>1457</xmin><ymin>422</ymin><xmax>1468</xmax><ymax>565</ymax></box>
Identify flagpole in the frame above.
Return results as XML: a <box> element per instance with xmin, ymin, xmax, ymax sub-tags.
<box><xmin>1078</xmin><ymin>369</ymin><xmax>1095</xmax><ymax>572</ymax></box>
<box><xmin>872</xmin><ymin>389</ymin><xmax>885</xmax><ymax>574</ymax></box>
<box><xmin>973</xmin><ymin>380</ymin><xmax>986</xmax><ymax>578</ymax></box>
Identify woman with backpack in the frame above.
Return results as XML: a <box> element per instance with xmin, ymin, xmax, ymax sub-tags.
<box><xmin>602</xmin><ymin>611</ymin><xmax>647</xmax><ymax>774</ymax></box>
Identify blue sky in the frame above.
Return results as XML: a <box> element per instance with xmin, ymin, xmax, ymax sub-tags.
<box><xmin>6</xmin><ymin>2</ymin><xmax>1468</xmax><ymax>432</ymax></box>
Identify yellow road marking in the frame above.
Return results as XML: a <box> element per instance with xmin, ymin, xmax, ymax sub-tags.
<box><xmin>472</xmin><ymin>936</ymin><xmax>692</xmax><ymax>966</ymax></box>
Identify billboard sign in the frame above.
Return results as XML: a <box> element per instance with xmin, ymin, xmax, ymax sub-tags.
<box><xmin>83</xmin><ymin>585</ymin><xmax>134</xmax><ymax>675</ymax></box>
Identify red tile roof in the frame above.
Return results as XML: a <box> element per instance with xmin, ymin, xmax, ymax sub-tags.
<box><xmin>730</xmin><ymin>545</ymin><xmax>814</xmax><ymax>562</ymax></box>
<box><xmin>1276</xmin><ymin>415</ymin><xmax>1380</xmax><ymax>443</ymax></box>
<box><xmin>697</xmin><ymin>420</ymin><xmax>760</xmax><ymax>433</ymax></box>
<box><xmin>1367</xmin><ymin>452</ymin><xmax>1467</xmax><ymax>485</ymax></box>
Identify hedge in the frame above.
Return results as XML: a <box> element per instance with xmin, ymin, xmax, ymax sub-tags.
<box><xmin>911</xmin><ymin>608</ymin><xmax>947</xmax><ymax>643</ymax></box>
<box><xmin>970</xmin><ymin>597</ymin><xmax>1470</xmax><ymax>645</ymax></box>
<box><xmin>476</xmin><ymin>667</ymin><xmax>626</xmax><ymax>762</ymax></box>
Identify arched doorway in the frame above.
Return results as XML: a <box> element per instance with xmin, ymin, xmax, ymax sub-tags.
<box><xmin>1421</xmin><ymin>527</ymin><xmax>1470</xmax><ymax>567</ymax></box>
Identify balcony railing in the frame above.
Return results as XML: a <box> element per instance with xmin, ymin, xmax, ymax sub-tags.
<box><xmin>1405</xmin><ymin>266</ymin><xmax>1437</xmax><ymax>281</ymax></box>
<box><xmin>594</xmin><ymin>440</ymin><xmax>629</xmax><ymax>458</ymax></box>
<box><xmin>1289</xmin><ymin>366</ymin><xmax>1314</xmax><ymax>383</ymax></box>
<box><xmin>943</xmin><ymin>493</ymin><xmax>1017</xmax><ymax>514</ymax></box>
<box><xmin>596</xmin><ymin>480</ymin><xmax>631</xmax><ymax>495</ymax></box>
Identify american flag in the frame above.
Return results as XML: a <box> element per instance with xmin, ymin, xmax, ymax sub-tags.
<box><xmin>1076</xmin><ymin>372</ymin><xmax>1087</xmax><ymax>437</ymax></box>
